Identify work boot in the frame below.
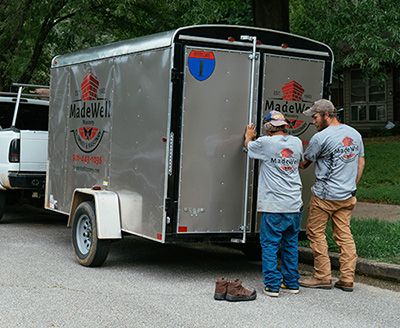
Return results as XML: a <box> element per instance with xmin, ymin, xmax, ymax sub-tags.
<box><xmin>334</xmin><ymin>280</ymin><xmax>354</xmax><ymax>292</ymax></box>
<box><xmin>214</xmin><ymin>278</ymin><xmax>229</xmax><ymax>300</ymax></box>
<box><xmin>225</xmin><ymin>279</ymin><xmax>257</xmax><ymax>302</ymax></box>
<box><xmin>280</xmin><ymin>283</ymin><xmax>299</xmax><ymax>294</ymax></box>
<box><xmin>263</xmin><ymin>286</ymin><xmax>279</xmax><ymax>297</ymax></box>
<box><xmin>299</xmin><ymin>276</ymin><xmax>332</xmax><ymax>289</ymax></box>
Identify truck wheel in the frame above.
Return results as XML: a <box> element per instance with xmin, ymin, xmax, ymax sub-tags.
<box><xmin>71</xmin><ymin>201</ymin><xmax>110</xmax><ymax>267</ymax></box>
<box><xmin>0</xmin><ymin>192</ymin><xmax>5</xmax><ymax>221</ymax></box>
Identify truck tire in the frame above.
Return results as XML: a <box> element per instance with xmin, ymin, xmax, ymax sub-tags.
<box><xmin>71</xmin><ymin>201</ymin><xmax>110</xmax><ymax>267</ymax></box>
<box><xmin>0</xmin><ymin>192</ymin><xmax>5</xmax><ymax>221</ymax></box>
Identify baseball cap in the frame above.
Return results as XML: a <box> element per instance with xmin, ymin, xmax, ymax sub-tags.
<box><xmin>303</xmin><ymin>99</ymin><xmax>336</xmax><ymax>116</ymax></box>
<box><xmin>263</xmin><ymin>110</ymin><xmax>286</xmax><ymax>126</ymax></box>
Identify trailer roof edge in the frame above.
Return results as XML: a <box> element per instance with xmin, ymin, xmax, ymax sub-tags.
<box><xmin>51</xmin><ymin>25</ymin><xmax>333</xmax><ymax>68</ymax></box>
<box><xmin>51</xmin><ymin>29</ymin><xmax>176</xmax><ymax>67</ymax></box>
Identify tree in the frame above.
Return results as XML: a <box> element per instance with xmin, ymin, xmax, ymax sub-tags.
<box><xmin>252</xmin><ymin>0</ymin><xmax>289</xmax><ymax>31</ymax></box>
<box><xmin>0</xmin><ymin>0</ymin><xmax>254</xmax><ymax>91</ymax></box>
<box><xmin>290</xmin><ymin>0</ymin><xmax>400</xmax><ymax>83</ymax></box>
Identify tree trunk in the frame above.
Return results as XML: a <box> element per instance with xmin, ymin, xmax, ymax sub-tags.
<box><xmin>252</xmin><ymin>0</ymin><xmax>289</xmax><ymax>32</ymax></box>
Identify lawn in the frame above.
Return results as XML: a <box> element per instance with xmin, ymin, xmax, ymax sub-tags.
<box><xmin>357</xmin><ymin>135</ymin><xmax>400</xmax><ymax>205</ymax></box>
<box><xmin>299</xmin><ymin>218</ymin><xmax>400</xmax><ymax>264</ymax></box>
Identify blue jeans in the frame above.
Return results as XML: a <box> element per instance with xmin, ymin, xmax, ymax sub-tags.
<box><xmin>260</xmin><ymin>212</ymin><xmax>302</xmax><ymax>291</ymax></box>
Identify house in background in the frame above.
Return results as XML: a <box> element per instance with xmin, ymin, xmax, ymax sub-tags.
<box><xmin>331</xmin><ymin>67</ymin><xmax>400</xmax><ymax>134</ymax></box>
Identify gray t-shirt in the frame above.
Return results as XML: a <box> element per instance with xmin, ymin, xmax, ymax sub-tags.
<box><xmin>248</xmin><ymin>134</ymin><xmax>303</xmax><ymax>213</ymax></box>
<box><xmin>304</xmin><ymin>124</ymin><xmax>364</xmax><ymax>201</ymax></box>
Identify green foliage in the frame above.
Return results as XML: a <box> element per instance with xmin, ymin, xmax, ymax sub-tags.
<box><xmin>357</xmin><ymin>139</ymin><xmax>400</xmax><ymax>204</ymax></box>
<box><xmin>290</xmin><ymin>0</ymin><xmax>400</xmax><ymax>84</ymax></box>
<box><xmin>299</xmin><ymin>218</ymin><xmax>400</xmax><ymax>264</ymax></box>
<box><xmin>0</xmin><ymin>0</ymin><xmax>253</xmax><ymax>90</ymax></box>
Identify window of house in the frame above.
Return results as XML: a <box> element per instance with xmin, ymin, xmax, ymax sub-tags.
<box><xmin>350</xmin><ymin>69</ymin><xmax>386</xmax><ymax>122</ymax></box>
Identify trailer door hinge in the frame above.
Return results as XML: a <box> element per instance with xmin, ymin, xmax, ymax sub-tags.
<box><xmin>165</xmin><ymin>198</ymin><xmax>178</xmax><ymax>211</ymax></box>
<box><xmin>171</xmin><ymin>68</ymin><xmax>184</xmax><ymax>82</ymax></box>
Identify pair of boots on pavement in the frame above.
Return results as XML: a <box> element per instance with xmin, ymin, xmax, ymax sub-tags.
<box><xmin>214</xmin><ymin>278</ymin><xmax>257</xmax><ymax>302</ymax></box>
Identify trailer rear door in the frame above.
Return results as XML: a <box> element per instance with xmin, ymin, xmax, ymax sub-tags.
<box><xmin>177</xmin><ymin>47</ymin><xmax>258</xmax><ymax>234</ymax></box>
<box><xmin>258</xmin><ymin>54</ymin><xmax>327</xmax><ymax>231</ymax></box>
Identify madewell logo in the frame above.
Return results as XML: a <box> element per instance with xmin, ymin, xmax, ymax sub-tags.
<box><xmin>270</xmin><ymin>148</ymin><xmax>299</xmax><ymax>174</ymax></box>
<box><xmin>265</xmin><ymin>80</ymin><xmax>312</xmax><ymax>136</ymax></box>
<box><xmin>81</xmin><ymin>72</ymin><xmax>99</xmax><ymax>101</ymax></box>
<box><xmin>282</xmin><ymin>81</ymin><xmax>304</xmax><ymax>101</ymax></box>
<box><xmin>336</xmin><ymin>137</ymin><xmax>359</xmax><ymax>162</ymax></box>
<box><xmin>69</xmin><ymin>72</ymin><xmax>110</xmax><ymax>153</ymax></box>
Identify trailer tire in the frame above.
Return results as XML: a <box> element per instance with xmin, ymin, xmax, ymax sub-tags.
<box><xmin>71</xmin><ymin>201</ymin><xmax>110</xmax><ymax>267</ymax></box>
<box><xmin>0</xmin><ymin>192</ymin><xmax>5</xmax><ymax>221</ymax></box>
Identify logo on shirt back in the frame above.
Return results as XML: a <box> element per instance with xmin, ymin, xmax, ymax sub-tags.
<box><xmin>271</xmin><ymin>148</ymin><xmax>299</xmax><ymax>174</ymax></box>
<box><xmin>336</xmin><ymin>137</ymin><xmax>358</xmax><ymax>163</ymax></box>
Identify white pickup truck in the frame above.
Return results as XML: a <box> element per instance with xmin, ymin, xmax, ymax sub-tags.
<box><xmin>0</xmin><ymin>84</ymin><xmax>49</xmax><ymax>220</ymax></box>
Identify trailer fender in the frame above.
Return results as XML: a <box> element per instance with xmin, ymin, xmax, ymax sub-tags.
<box><xmin>116</xmin><ymin>190</ymin><xmax>143</xmax><ymax>232</ymax></box>
<box><xmin>68</xmin><ymin>188</ymin><xmax>122</xmax><ymax>239</ymax></box>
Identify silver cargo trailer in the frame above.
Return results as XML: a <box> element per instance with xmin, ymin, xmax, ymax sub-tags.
<box><xmin>46</xmin><ymin>25</ymin><xmax>333</xmax><ymax>266</ymax></box>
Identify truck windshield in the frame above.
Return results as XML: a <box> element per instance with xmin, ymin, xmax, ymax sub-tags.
<box><xmin>0</xmin><ymin>102</ymin><xmax>49</xmax><ymax>131</ymax></box>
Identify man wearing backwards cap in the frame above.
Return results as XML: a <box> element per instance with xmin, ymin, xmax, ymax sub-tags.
<box><xmin>245</xmin><ymin>110</ymin><xmax>303</xmax><ymax>297</ymax></box>
<box><xmin>299</xmin><ymin>99</ymin><xmax>365</xmax><ymax>292</ymax></box>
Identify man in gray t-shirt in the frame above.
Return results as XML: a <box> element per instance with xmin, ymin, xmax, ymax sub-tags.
<box><xmin>299</xmin><ymin>99</ymin><xmax>365</xmax><ymax>292</ymax></box>
<box><xmin>245</xmin><ymin>110</ymin><xmax>303</xmax><ymax>297</ymax></box>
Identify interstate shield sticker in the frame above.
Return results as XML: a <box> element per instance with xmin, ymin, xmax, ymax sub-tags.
<box><xmin>188</xmin><ymin>50</ymin><xmax>215</xmax><ymax>81</ymax></box>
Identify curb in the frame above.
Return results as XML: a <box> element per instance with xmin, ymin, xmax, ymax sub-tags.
<box><xmin>298</xmin><ymin>246</ymin><xmax>400</xmax><ymax>283</ymax></box>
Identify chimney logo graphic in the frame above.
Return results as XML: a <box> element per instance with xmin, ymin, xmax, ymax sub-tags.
<box><xmin>342</xmin><ymin>137</ymin><xmax>356</xmax><ymax>160</ymax></box>
<box><xmin>281</xmin><ymin>148</ymin><xmax>294</xmax><ymax>159</ymax></box>
<box><xmin>281</xmin><ymin>81</ymin><xmax>304</xmax><ymax>101</ymax></box>
<box><xmin>279</xmin><ymin>148</ymin><xmax>295</xmax><ymax>173</ymax></box>
<box><xmin>81</xmin><ymin>72</ymin><xmax>99</xmax><ymax>101</ymax></box>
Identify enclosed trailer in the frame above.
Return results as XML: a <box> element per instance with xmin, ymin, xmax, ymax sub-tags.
<box><xmin>46</xmin><ymin>25</ymin><xmax>333</xmax><ymax>266</ymax></box>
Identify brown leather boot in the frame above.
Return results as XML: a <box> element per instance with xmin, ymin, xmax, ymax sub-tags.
<box><xmin>226</xmin><ymin>279</ymin><xmax>257</xmax><ymax>302</ymax></box>
<box><xmin>334</xmin><ymin>280</ymin><xmax>354</xmax><ymax>292</ymax></box>
<box><xmin>214</xmin><ymin>278</ymin><xmax>229</xmax><ymax>300</ymax></box>
<box><xmin>299</xmin><ymin>276</ymin><xmax>332</xmax><ymax>289</ymax></box>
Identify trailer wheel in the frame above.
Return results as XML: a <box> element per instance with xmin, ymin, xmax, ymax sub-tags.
<box><xmin>71</xmin><ymin>201</ymin><xmax>110</xmax><ymax>267</ymax></box>
<box><xmin>0</xmin><ymin>192</ymin><xmax>5</xmax><ymax>221</ymax></box>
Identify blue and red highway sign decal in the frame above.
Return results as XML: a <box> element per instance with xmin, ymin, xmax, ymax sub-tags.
<box><xmin>188</xmin><ymin>50</ymin><xmax>215</xmax><ymax>81</ymax></box>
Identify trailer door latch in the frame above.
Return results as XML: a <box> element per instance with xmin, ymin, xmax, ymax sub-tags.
<box><xmin>248</xmin><ymin>54</ymin><xmax>259</xmax><ymax>60</ymax></box>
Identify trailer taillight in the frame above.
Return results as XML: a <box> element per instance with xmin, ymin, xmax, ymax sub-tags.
<box><xmin>9</xmin><ymin>139</ymin><xmax>20</xmax><ymax>163</ymax></box>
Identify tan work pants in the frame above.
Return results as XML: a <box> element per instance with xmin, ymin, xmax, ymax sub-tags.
<box><xmin>306</xmin><ymin>194</ymin><xmax>358</xmax><ymax>283</ymax></box>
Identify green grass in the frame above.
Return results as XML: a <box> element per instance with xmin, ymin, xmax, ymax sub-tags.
<box><xmin>299</xmin><ymin>218</ymin><xmax>400</xmax><ymax>264</ymax></box>
<box><xmin>357</xmin><ymin>137</ymin><xmax>400</xmax><ymax>205</ymax></box>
